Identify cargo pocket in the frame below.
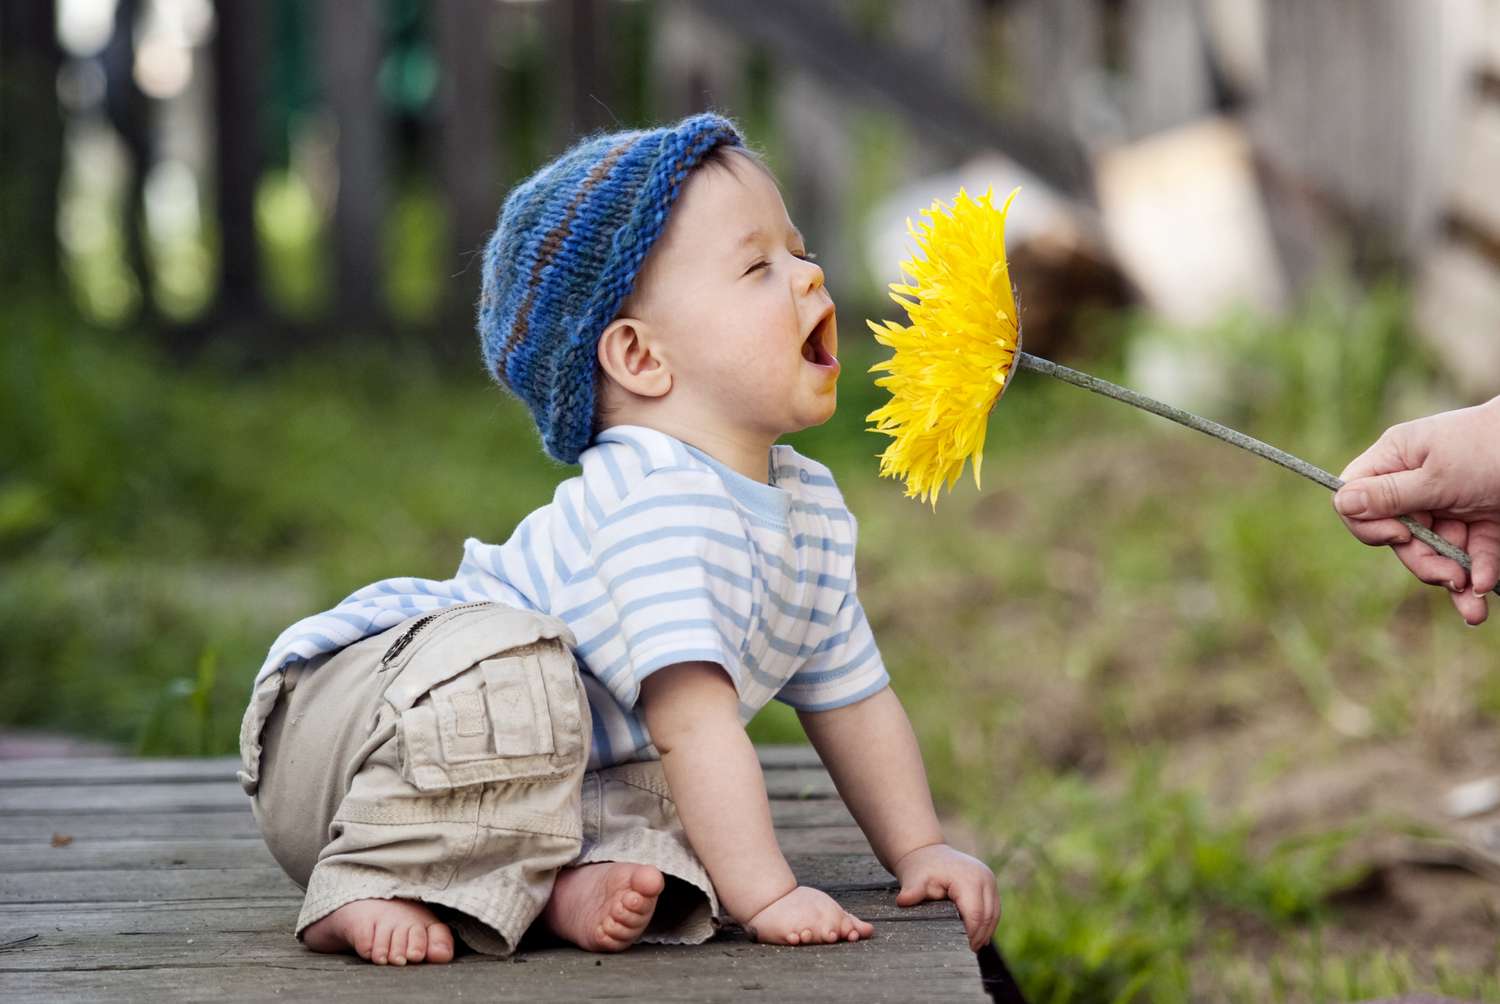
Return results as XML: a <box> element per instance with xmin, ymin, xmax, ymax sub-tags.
<box><xmin>388</xmin><ymin>614</ymin><xmax>587</xmax><ymax>793</ymax></box>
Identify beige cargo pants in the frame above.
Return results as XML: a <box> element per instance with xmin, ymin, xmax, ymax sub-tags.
<box><xmin>237</xmin><ymin>602</ymin><xmax>719</xmax><ymax>955</ymax></box>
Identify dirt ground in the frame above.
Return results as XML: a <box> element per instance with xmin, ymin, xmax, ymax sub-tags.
<box><xmin>1150</xmin><ymin>699</ymin><xmax>1500</xmax><ymax>975</ymax></box>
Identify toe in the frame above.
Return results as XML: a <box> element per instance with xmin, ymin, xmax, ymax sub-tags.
<box><xmin>371</xmin><ymin>921</ymin><xmax>394</xmax><ymax>965</ymax></box>
<box><xmin>426</xmin><ymin>922</ymin><xmax>454</xmax><ymax>964</ymax></box>
<box><xmin>630</xmin><ymin>865</ymin><xmax>665</xmax><ymax>898</ymax></box>
<box><xmin>601</xmin><ymin>916</ymin><xmax>632</xmax><ymax>945</ymax></box>
<box><xmin>350</xmin><ymin>921</ymin><xmax>376</xmax><ymax>961</ymax></box>
<box><xmin>405</xmin><ymin>923</ymin><xmax>427</xmax><ymax>964</ymax></box>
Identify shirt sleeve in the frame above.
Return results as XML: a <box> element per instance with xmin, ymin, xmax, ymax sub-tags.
<box><xmin>579</xmin><ymin>467</ymin><xmax>756</xmax><ymax>711</ymax></box>
<box><xmin>775</xmin><ymin>572</ymin><xmax>890</xmax><ymax>712</ymax></box>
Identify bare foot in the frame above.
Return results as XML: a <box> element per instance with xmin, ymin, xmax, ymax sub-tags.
<box><xmin>541</xmin><ymin>862</ymin><xmax>664</xmax><ymax>952</ymax></box>
<box><xmin>302</xmin><ymin>898</ymin><xmax>455</xmax><ymax>965</ymax></box>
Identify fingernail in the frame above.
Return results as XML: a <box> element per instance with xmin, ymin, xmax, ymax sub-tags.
<box><xmin>1334</xmin><ymin>490</ymin><xmax>1368</xmax><ymax>516</ymax></box>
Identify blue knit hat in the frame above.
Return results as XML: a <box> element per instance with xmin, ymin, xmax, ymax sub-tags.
<box><xmin>477</xmin><ymin>113</ymin><xmax>746</xmax><ymax>463</ymax></box>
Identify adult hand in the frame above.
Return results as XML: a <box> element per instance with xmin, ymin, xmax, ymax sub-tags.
<box><xmin>1332</xmin><ymin>396</ymin><xmax>1500</xmax><ymax>625</ymax></box>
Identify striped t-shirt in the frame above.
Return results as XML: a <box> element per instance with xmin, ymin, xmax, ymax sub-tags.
<box><xmin>255</xmin><ymin>425</ymin><xmax>890</xmax><ymax>769</ymax></box>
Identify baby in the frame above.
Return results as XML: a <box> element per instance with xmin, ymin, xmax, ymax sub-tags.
<box><xmin>237</xmin><ymin>113</ymin><xmax>999</xmax><ymax>966</ymax></box>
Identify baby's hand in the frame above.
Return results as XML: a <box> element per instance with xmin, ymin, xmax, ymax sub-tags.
<box><xmin>744</xmin><ymin>885</ymin><xmax>874</xmax><ymax>946</ymax></box>
<box><xmin>893</xmin><ymin>843</ymin><xmax>999</xmax><ymax>951</ymax></box>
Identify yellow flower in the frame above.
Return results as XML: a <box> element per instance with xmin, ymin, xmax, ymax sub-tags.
<box><xmin>867</xmin><ymin>186</ymin><xmax>1021</xmax><ymax>506</ymax></box>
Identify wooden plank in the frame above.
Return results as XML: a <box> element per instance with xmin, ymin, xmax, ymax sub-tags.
<box><xmin>0</xmin><ymin>825</ymin><xmax>873</xmax><ymax>874</ymax></box>
<box><xmin>0</xmin><ymin>747</ymin><xmax>827</xmax><ymax>786</ymax></box>
<box><xmin>0</xmin><ymin>758</ymin><xmax>240</xmax><ymax>786</ymax></box>
<box><xmin>1</xmin><ymin>915</ymin><xmax>971</xmax><ymax>970</ymax></box>
<box><xmin>753</xmin><ymin>745</ymin><xmax>824</xmax><ymax>770</ymax></box>
<box><xmin>0</xmin><ymin>854</ymin><xmax>892</xmax><ymax>906</ymax></box>
<box><xmin>0</xmin><ymin>810</ymin><xmax>258</xmax><ymax>844</ymax></box>
<box><xmin>0</xmin><ymin>800</ymin><xmax>857</xmax><ymax>845</ymax></box>
<box><xmin>0</xmin><ymin>838</ymin><xmax>281</xmax><ymax>873</ymax></box>
<box><xmin>0</xmin><ymin>749</ymin><xmax>987</xmax><ymax>1001</ymax></box>
<box><xmin>0</xmin><ymin>783</ymin><xmax>250</xmax><ymax>815</ymax></box>
<box><xmin>0</xmin><ymin>769</ymin><xmax>835</xmax><ymax>811</ymax></box>
<box><xmin>0</xmin><ymin>923</ymin><xmax>989</xmax><ymax>1003</ymax></box>
<box><xmin>0</xmin><ymin>891</ymin><xmax>952</xmax><ymax>944</ymax></box>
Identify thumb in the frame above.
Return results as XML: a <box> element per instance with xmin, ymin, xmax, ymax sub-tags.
<box><xmin>895</xmin><ymin>874</ymin><xmax>938</xmax><ymax>907</ymax></box>
<box><xmin>1336</xmin><ymin>469</ymin><xmax>1439</xmax><ymax>520</ymax></box>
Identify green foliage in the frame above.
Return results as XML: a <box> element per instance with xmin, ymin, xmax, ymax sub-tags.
<box><xmin>998</xmin><ymin>763</ymin><xmax>1361</xmax><ymax>1003</ymax></box>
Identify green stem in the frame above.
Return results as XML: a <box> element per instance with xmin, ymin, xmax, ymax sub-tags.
<box><xmin>1016</xmin><ymin>351</ymin><xmax>1498</xmax><ymax>597</ymax></box>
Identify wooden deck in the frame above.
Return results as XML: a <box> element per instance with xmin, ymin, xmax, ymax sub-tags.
<box><xmin>0</xmin><ymin>746</ymin><xmax>1021</xmax><ymax>1002</ymax></box>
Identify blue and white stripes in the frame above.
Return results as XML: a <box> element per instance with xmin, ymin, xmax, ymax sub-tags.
<box><xmin>255</xmin><ymin>426</ymin><xmax>889</xmax><ymax>769</ymax></box>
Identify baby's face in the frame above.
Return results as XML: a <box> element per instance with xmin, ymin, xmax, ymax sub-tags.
<box><xmin>626</xmin><ymin>152</ymin><xmax>840</xmax><ymax>442</ymax></box>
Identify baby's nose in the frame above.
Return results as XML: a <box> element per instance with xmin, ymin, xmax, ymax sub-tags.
<box><xmin>801</xmin><ymin>259</ymin><xmax>825</xmax><ymax>294</ymax></box>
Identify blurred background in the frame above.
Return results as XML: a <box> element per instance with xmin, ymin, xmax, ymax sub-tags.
<box><xmin>4</xmin><ymin>0</ymin><xmax>1500</xmax><ymax>998</ymax></box>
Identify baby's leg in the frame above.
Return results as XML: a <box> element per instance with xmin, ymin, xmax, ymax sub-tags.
<box><xmin>540</xmin><ymin>862</ymin><xmax>665</xmax><ymax>952</ymax></box>
<box><xmin>246</xmin><ymin>608</ymin><xmax>595</xmax><ymax>962</ymax></box>
<box><xmin>555</xmin><ymin>760</ymin><xmax>724</xmax><ymax>950</ymax></box>
<box><xmin>303</xmin><ymin>898</ymin><xmax>454</xmax><ymax>965</ymax></box>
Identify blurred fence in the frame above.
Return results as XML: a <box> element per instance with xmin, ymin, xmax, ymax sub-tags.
<box><xmin>1</xmin><ymin>0</ymin><xmax>1498</xmax><ymax>390</ymax></box>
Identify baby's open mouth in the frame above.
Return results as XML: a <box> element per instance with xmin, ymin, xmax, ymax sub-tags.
<box><xmin>801</xmin><ymin>312</ymin><xmax>838</xmax><ymax>368</ymax></box>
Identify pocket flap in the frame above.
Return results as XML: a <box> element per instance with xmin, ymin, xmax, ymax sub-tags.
<box><xmin>482</xmin><ymin>652</ymin><xmax>556</xmax><ymax>757</ymax></box>
<box><xmin>396</xmin><ymin>645</ymin><xmax>586</xmax><ymax>792</ymax></box>
<box><xmin>382</xmin><ymin>604</ymin><xmax>575</xmax><ymax>714</ymax></box>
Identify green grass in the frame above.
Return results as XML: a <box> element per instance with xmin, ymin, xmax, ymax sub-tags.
<box><xmin>4</xmin><ymin>289</ymin><xmax>1499</xmax><ymax>1000</ymax></box>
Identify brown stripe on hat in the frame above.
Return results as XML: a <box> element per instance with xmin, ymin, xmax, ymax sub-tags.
<box><xmin>498</xmin><ymin>137</ymin><xmax>638</xmax><ymax>375</ymax></box>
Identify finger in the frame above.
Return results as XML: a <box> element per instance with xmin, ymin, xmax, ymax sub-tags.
<box><xmin>1334</xmin><ymin>505</ymin><xmax>1412</xmax><ymax>547</ymax></box>
<box><xmin>895</xmin><ymin>876</ymin><xmax>930</xmax><ymax>907</ymax></box>
<box><xmin>1433</xmin><ymin>517</ymin><xmax>1472</xmax><ymax>590</ymax></box>
<box><xmin>1392</xmin><ymin>533</ymin><xmax>1469</xmax><ymax>592</ymax></box>
<box><xmin>1336</xmin><ymin>470</ymin><xmax>1442</xmax><ymax>521</ymax></box>
<box><xmin>1338</xmin><ymin>428</ymin><xmax>1409</xmax><ymax>484</ymax></box>
<box><xmin>1449</xmin><ymin>587</ymin><xmax>1487</xmax><ymax>626</ymax></box>
<box><xmin>1471</xmin><ymin>522</ymin><xmax>1500</xmax><ymax>596</ymax></box>
<box><xmin>948</xmin><ymin>879</ymin><xmax>984</xmax><ymax>949</ymax></box>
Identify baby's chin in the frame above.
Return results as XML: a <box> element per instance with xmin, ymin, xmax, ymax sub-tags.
<box><xmin>790</xmin><ymin>393</ymin><xmax>839</xmax><ymax>434</ymax></box>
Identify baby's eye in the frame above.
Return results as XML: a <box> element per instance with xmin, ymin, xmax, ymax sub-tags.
<box><xmin>743</xmin><ymin>259</ymin><xmax>771</xmax><ymax>276</ymax></box>
<box><xmin>795</xmin><ymin>250</ymin><xmax>818</xmax><ymax>263</ymax></box>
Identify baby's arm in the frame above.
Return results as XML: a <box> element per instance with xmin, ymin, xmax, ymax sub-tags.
<box><xmin>639</xmin><ymin>662</ymin><xmax>873</xmax><ymax>945</ymax></box>
<box><xmin>798</xmin><ymin>687</ymin><xmax>1000</xmax><ymax>950</ymax></box>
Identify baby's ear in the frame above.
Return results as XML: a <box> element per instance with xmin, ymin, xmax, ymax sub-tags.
<box><xmin>597</xmin><ymin>317</ymin><xmax>671</xmax><ymax>399</ymax></box>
